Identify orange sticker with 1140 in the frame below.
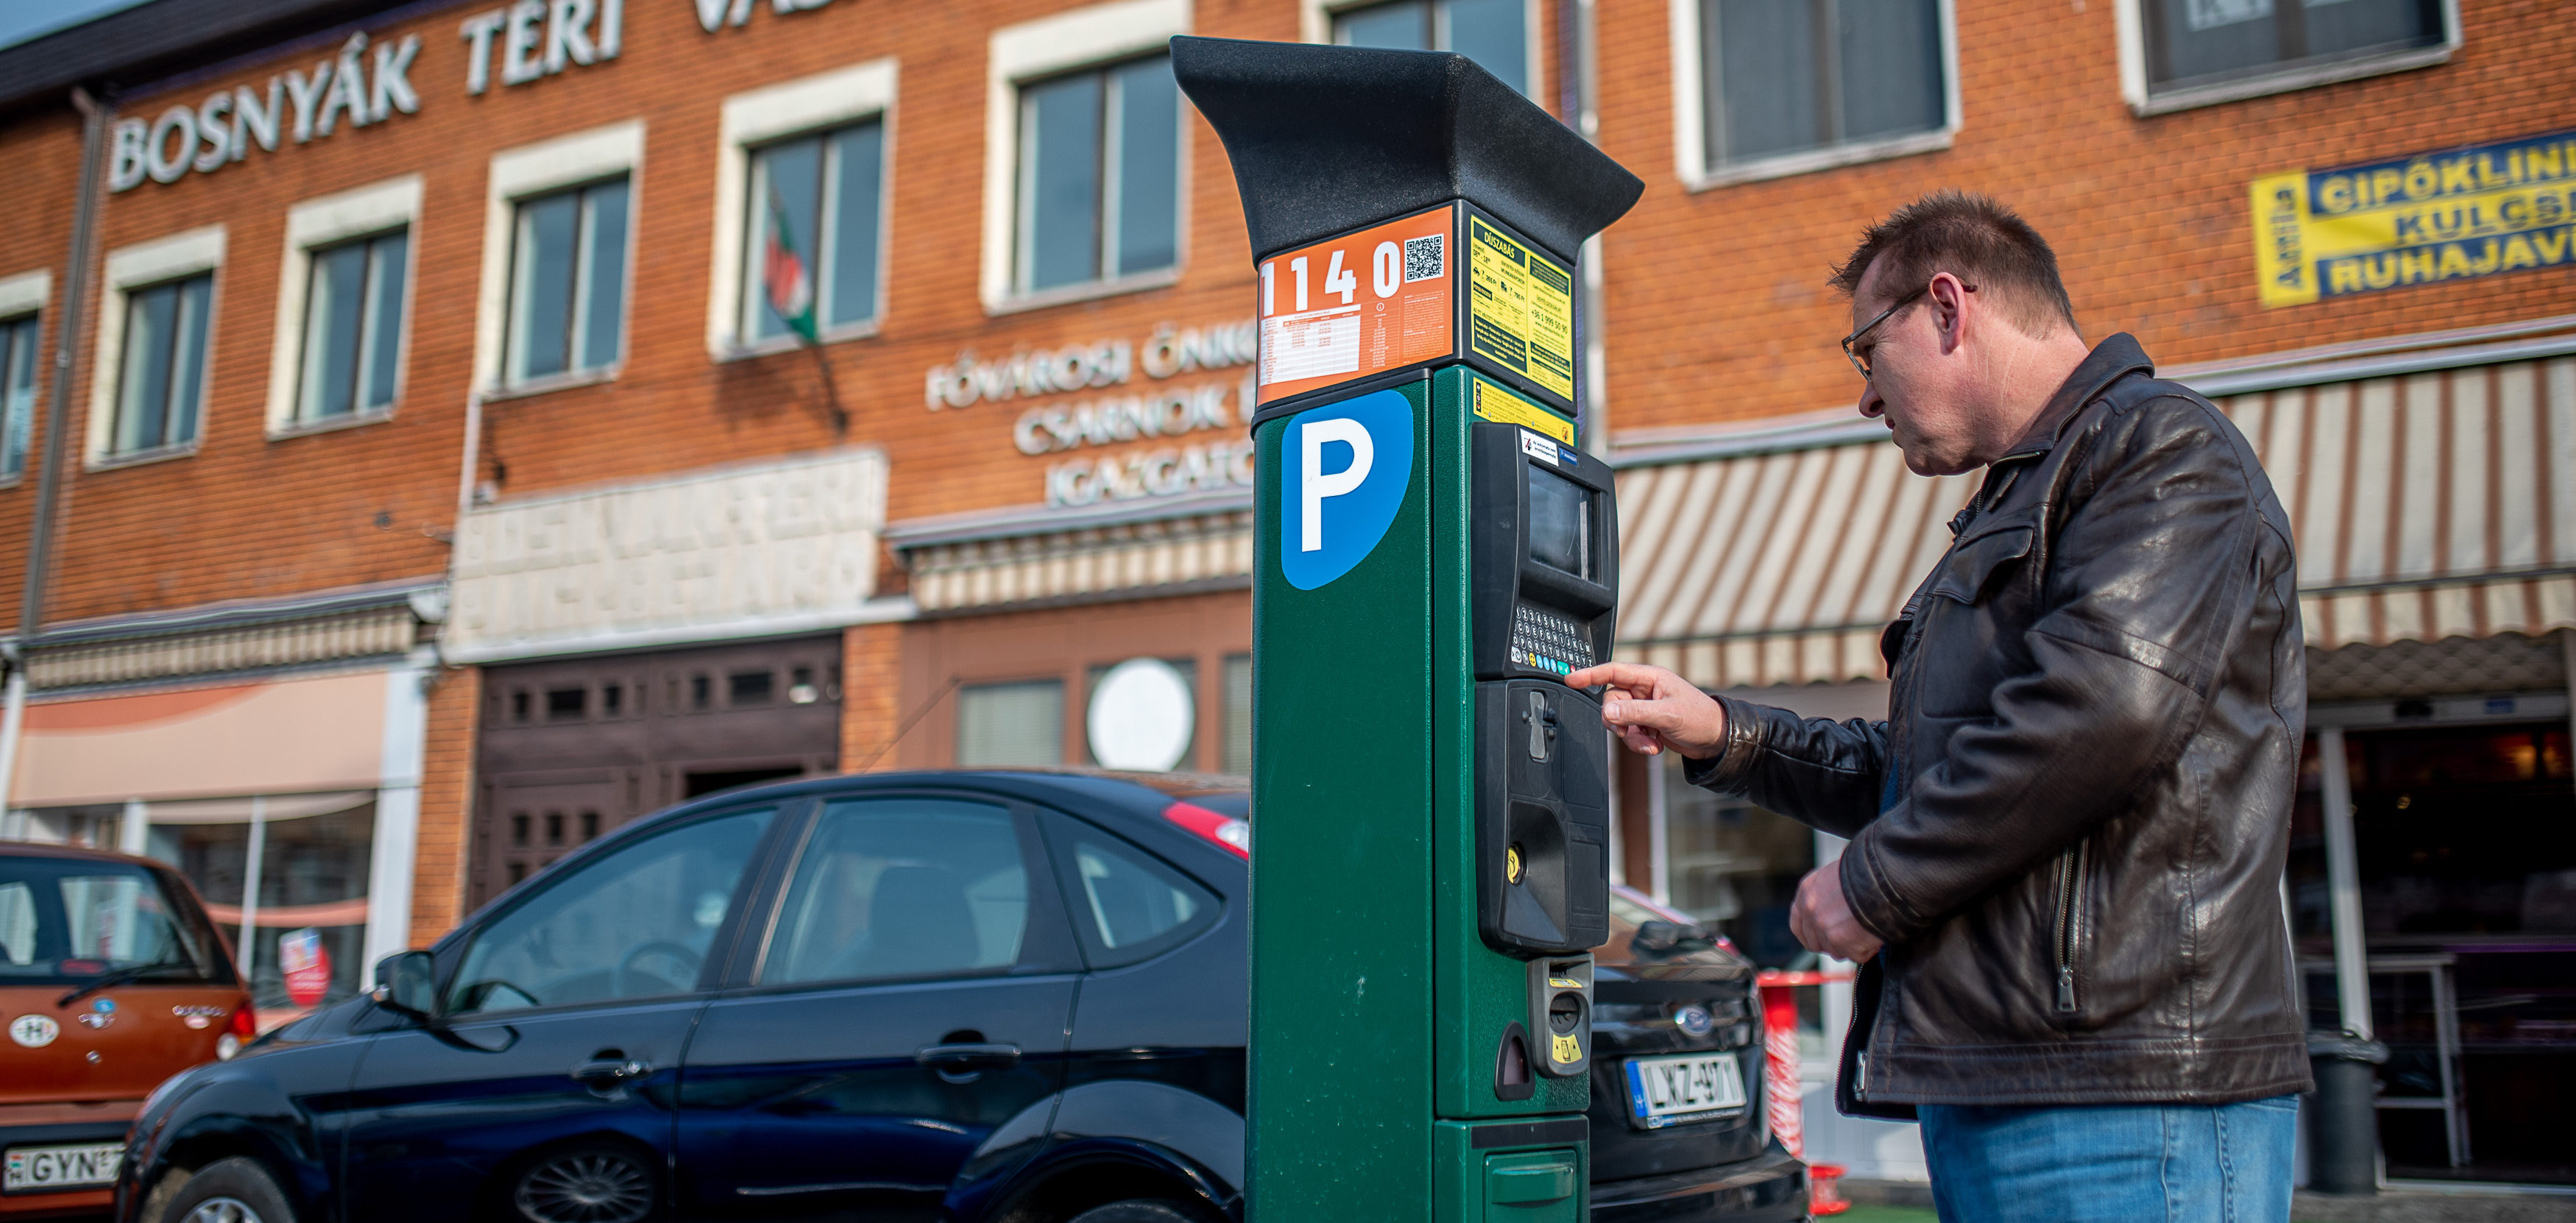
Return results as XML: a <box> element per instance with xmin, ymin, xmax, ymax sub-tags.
<box><xmin>1254</xmin><ymin>207</ymin><xmax>1457</xmax><ymax>406</ymax></box>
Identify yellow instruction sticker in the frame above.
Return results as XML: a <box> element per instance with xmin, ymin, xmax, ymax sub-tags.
<box><xmin>1550</xmin><ymin>1034</ymin><xmax>1582</xmax><ymax>1065</ymax></box>
<box><xmin>1473</xmin><ymin>379</ymin><xmax>1574</xmax><ymax>445</ymax></box>
<box><xmin>1468</xmin><ymin>216</ymin><xmax>1576</xmax><ymax>402</ymax></box>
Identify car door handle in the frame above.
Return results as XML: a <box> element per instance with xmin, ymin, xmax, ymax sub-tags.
<box><xmin>571</xmin><ymin>1058</ymin><xmax>651</xmax><ymax>1085</ymax></box>
<box><xmin>915</xmin><ymin>1043</ymin><xmax>1021</xmax><ymax>1071</ymax></box>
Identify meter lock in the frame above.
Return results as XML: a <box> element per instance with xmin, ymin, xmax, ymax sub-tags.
<box><xmin>1474</xmin><ymin>681</ymin><xmax>1611</xmax><ymax>957</ymax></box>
<box><xmin>1528</xmin><ymin>954</ymin><xmax>1594</xmax><ymax>1078</ymax></box>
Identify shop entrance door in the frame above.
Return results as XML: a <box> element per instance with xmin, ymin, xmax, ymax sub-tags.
<box><xmin>472</xmin><ymin>636</ymin><xmax>843</xmax><ymax>911</ymax></box>
<box><xmin>2301</xmin><ymin>717</ymin><xmax>2576</xmax><ymax>1185</ymax></box>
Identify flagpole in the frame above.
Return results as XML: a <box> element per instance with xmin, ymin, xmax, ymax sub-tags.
<box><xmin>805</xmin><ymin>339</ymin><xmax>849</xmax><ymax>436</ymax></box>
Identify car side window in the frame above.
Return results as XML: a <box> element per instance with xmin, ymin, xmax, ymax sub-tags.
<box><xmin>447</xmin><ymin>807</ymin><xmax>774</xmax><ymax>1016</ymax></box>
<box><xmin>762</xmin><ymin>797</ymin><xmax>1031</xmax><ymax>985</ymax></box>
<box><xmin>1043</xmin><ymin>815</ymin><xmax>1219</xmax><ymax>969</ymax></box>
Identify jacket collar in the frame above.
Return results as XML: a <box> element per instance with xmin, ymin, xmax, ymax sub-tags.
<box><xmin>1998</xmin><ymin>332</ymin><xmax>2155</xmax><ymax>461</ymax></box>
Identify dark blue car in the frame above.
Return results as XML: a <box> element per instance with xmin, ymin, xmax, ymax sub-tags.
<box><xmin>112</xmin><ymin>769</ymin><xmax>1803</xmax><ymax>1223</ymax></box>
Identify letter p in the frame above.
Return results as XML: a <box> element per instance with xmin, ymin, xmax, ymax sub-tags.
<box><xmin>1301</xmin><ymin>417</ymin><xmax>1373</xmax><ymax>553</ymax></box>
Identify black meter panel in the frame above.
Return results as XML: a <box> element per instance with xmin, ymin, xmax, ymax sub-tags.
<box><xmin>1470</xmin><ymin>416</ymin><xmax>1617</xmax><ymax>958</ymax></box>
<box><xmin>1469</xmin><ymin>421</ymin><xmax>1618</xmax><ymax>682</ymax></box>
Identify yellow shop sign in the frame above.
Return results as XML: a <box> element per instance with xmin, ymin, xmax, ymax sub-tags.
<box><xmin>2251</xmin><ymin>129</ymin><xmax>2576</xmax><ymax>308</ymax></box>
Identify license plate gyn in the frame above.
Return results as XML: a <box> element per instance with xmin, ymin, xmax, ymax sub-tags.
<box><xmin>1624</xmin><ymin>1053</ymin><xmax>1747</xmax><ymax>1128</ymax></box>
<box><xmin>4</xmin><ymin>1142</ymin><xmax>124</xmax><ymax>1192</ymax></box>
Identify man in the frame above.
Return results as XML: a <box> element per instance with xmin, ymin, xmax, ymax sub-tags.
<box><xmin>1568</xmin><ymin>192</ymin><xmax>2310</xmax><ymax>1222</ymax></box>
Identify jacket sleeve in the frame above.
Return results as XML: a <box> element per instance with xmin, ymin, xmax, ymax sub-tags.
<box><xmin>1837</xmin><ymin>396</ymin><xmax>2268</xmax><ymax>946</ymax></box>
<box><xmin>1682</xmin><ymin>695</ymin><xmax>1891</xmax><ymax>840</ymax></box>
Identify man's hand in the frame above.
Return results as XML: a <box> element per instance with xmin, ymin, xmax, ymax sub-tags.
<box><xmin>1563</xmin><ymin>662</ymin><xmax>1729</xmax><ymax>759</ymax></box>
<box><xmin>1789</xmin><ymin>863</ymin><xmax>1883</xmax><ymax>962</ymax></box>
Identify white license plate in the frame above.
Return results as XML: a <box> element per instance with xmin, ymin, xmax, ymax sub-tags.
<box><xmin>4</xmin><ymin>1142</ymin><xmax>124</xmax><ymax>1192</ymax></box>
<box><xmin>1624</xmin><ymin>1052</ymin><xmax>1747</xmax><ymax>1127</ymax></box>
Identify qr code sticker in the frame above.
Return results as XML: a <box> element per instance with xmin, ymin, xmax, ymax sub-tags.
<box><xmin>1404</xmin><ymin>233</ymin><xmax>1444</xmax><ymax>282</ymax></box>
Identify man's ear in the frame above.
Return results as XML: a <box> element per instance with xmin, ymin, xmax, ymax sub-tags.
<box><xmin>1929</xmin><ymin>272</ymin><xmax>1971</xmax><ymax>355</ymax></box>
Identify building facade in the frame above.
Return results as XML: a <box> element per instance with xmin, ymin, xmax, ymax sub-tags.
<box><xmin>0</xmin><ymin>0</ymin><xmax>2569</xmax><ymax>1188</ymax></box>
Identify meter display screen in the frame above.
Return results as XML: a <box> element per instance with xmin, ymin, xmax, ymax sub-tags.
<box><xmin>1526</xmin><ymin>465</ymin><xmax>1591</xmax><ymax>581</ymax></box>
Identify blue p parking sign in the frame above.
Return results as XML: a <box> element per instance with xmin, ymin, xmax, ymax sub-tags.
<box><xmin>1279</xmin><ymin>390</ymin><xmax>1414</xmax><ymax>591</ymax></box>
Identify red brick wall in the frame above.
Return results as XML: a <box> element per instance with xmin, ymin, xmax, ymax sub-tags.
<box><xmin>14</xmin><ymin>0</ymin><xmax>2571</xmax><ymax>937</ymax></box>
<box><xmin>410</xmin><ymin>661</ymin><xmax>480</xmax><ymax>941</ymax></box>
<box><xmin>841</xmin><ymin>620</ymin><xmax>906</xmax><ymax>773</ymax></box>
<box><xmin>1592</xmin><ymin>0</ymin><xmax>2576</xmax><ymax>435</ymax></box>
<box><xmin>0</xmin><ymin>106</ymin><xmax>91</xmax><ymax>637</ymax></box>
<box><xmin>16</xmin><ymin>0</ymin><xmax>2575</xmax><ymax>631</ymax></box>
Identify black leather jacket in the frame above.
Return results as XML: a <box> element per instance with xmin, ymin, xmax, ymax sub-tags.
<box><xmin>1688</xmin><ymin>335</ymin><xmax>2313</xmax><ymax>1113</ymax></box>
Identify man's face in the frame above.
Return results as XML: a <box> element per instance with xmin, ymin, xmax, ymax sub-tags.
<box><xmin>1850</xmin><ymin>256</ymin><xmax>1982</xmax><ymax>477</ymax></box>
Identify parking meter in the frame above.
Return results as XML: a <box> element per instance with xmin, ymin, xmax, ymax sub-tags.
<box><xmin>1173</xmin><ymin>36</ymin><xmax>1640</xmax><ymax>1223</ymax></box>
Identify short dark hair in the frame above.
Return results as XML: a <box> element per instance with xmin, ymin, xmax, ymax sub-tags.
<box><xmin>1829</xmin><ymin>191</ymin><xmax>2077</xmax><ymax>338</ymax></box>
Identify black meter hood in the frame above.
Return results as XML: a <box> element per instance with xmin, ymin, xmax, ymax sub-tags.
<box><xmin>1170</xmin><ymin>35</ymin><xmax>1643</xmax><ymax>264</ymax></box>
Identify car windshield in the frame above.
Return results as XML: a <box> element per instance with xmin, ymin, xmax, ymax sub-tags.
<box><xmin>0</xmin><ymin>855</ymin><xmax>223</xmax><ymax>988</ymax></box>
<box><xmin>1598</xmin><ymin>887</ymin><xmax>1735</xmax><ymax>968</ymax></box>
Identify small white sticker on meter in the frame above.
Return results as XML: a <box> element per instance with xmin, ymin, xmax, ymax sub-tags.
<box><xmin>1521</xmin><ymin>429</ymin><xmax>1560</xmax><ymax>464</ymax></box>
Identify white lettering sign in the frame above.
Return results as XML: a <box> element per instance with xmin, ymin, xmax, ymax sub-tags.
<box><xmin>695</xmin><ymin>0</ymin><xmax>838</xmax><ymax>34</ymax></box>
<box><xmin>459</xmin><ymin>0</ymin><xmax>623</xmax><ymax>94</ymax></box>
<box><xmin>110</xmin><ymin>32</ymin><xmax>421</xmax><ymax>193</ymax></box>
<box><xmin>1046</xmin><ymin>440</ymin><xmax>1257</xmax><ymax>508</ymax></box>
<box><xmin>1013</xmin><ymin>373</ymin><xmax>1251</xmax><ymax>455</ymax></box>
<box><xmin>924</xmin><ymin>319</ymin><xmax>1256</xmax><ymax>411</ymax></box>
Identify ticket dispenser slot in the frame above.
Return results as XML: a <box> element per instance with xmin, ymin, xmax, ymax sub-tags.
<box><xmin>1528</xmin><ymin>955</ymin><xmax>1593</xmax><ymax>1079</ymax></box>
<box><xmin>1471</xmin><ymin>417</ymin><xmax>1618</xmax><ymax>959</ymax></box>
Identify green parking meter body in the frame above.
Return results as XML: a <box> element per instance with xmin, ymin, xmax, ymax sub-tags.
<box><xmin>1174</xmin><ymin>36</ymin><xmax>1641</xmax><ymax>1223</ymax></box>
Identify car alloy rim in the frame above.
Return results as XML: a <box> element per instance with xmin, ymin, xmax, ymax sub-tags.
<box><xmin>515</xmin><ymin>1152</ymin><xmax>652</xmax><ymax>1223</ymax></box>
<box><xmin>184</xmin><ymin>1198</ymin><xmax>266</xmax><ymax>1223</ymax></box>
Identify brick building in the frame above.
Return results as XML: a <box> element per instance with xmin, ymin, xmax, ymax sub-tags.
<box><xmin>0</xmin><ymin>0</ymin><xmax>2569</xmax><ymax>1186</ymax></box>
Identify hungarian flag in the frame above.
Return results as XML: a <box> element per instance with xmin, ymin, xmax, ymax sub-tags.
<box><xmin>762</xmin><ymin>188</ymin><xmax>818</xmax><ymax>342</ymax></box>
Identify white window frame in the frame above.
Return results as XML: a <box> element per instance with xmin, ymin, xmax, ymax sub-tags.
<box><xmin>1670</xmin><ymin>0</ymin><xmax>1960</xmax><ymax>191</ymax></box>
<box><xmin>980</xmin><ymin>0</ymin><xmax>1191</xmax><ymax>316</ymax></box>
<box><xmin>266</xmin><ymin>175</ymin><xmax>422</xmax><ymax>437</ymax></box>
<box><xmin>475</xmin><ymin>119</ymin><xmax>644</xmax><ymax>398</ymax></box>
<box><xmin>2115</xmin><ymin>0</ymin><xmax>2460</xmax><ymax>116</ymax></box>
<box><xmin>707</xmin><ymin>58</ymin><xmax>898</xmax><ymax>361</ymax></box>
<box><xmin>1301</xmin><ymin>0</ymin><xmax>1546</xmax><ymax>102</ymax></box>
<box><xmin>0</xmin><ymin>269</ymin><xmax>52</xmax><ymax>487</ymax></box>
<box><xmin>88</xmin><ymin>225</ymin><xmax>224</xmax><ymax>469</ymax></box>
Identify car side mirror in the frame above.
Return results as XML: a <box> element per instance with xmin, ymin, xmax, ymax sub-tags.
<box><xmin>370</xmin><ymin>951</ymin><xmax>437</xmax><ymax>1021</ymax></box>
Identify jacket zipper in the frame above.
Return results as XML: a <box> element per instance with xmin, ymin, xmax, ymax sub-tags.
<box><xmin>2053</xmin><ymin>840</ymin><xmax>2091</xmax><ymax>1014</ymax></box>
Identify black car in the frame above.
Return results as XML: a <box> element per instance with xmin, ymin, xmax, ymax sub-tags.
<box><xmin>113</xmin><ymin>769</ymin><xmax>1805</xmax><ymax>1223</ymax></box>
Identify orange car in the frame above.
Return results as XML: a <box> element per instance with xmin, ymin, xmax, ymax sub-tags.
<box><xmin>1</xmin><ymin>843</ymin><xmax>252</xmax><ymax>1219</ymax></box>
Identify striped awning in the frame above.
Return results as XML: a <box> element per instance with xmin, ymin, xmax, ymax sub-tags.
<box><xmin>2226</xmin><ymin>357</ymin><xmax>2575</xmax><ymax>649</ymax></box>
<box><xmin>1613</xmin><ymin>350</ymin><xmax>2576</xmax><ymax>689</ymax></box>
<box><xmin>890</xmin><ymin>490</ymin><xmax>1253</xmax><ymax>613</ymax></box>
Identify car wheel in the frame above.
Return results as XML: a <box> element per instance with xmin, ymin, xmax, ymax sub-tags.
<box><xmin>158</xmin><ymin>1158</ymin><xmax>297</xmax><ymax>1223</ymax></box>
<box><xmin>1064</xmin><ymin>1199</ymin><xmax>1220</xmax><ymax>1223</ymax></box>
<box><xmin>509</xmin><ymin>1143</ymin><xmax>658</xmax><ymax>1223</ymax></box>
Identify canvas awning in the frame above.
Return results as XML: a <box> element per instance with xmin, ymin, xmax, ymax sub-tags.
<box><xmin>1613</xmin><ymin>343</ymin><xmax>2576</xmax><ymax>690</ymax></box>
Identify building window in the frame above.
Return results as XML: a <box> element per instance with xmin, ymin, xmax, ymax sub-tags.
<box><xmin>2142</xmin><ymin>0</ymin><xmax>2444</xmax><ymax>94</ymax></box>
<box><xmin>745</xmin><ymin>122</ymin><xmax>884</xmax><ymax>342</ymax></box>
<box><xmin>1660</xmin><ymin>753</ymin><xmax>1817</xmax><ymax>966</ymax></box>
<box><xmin>111</xmin><ymin>274</ymin><xmax>213</xmax><ymax>457</ymax></box>
<box><xmin>958</xmin><ymin>679</ymin><xmax>1065</xmax><ymax>767</ymax></box>
<box><xmin>0</xmin><ymin>313</ymin><xmax>37</xmax><ymax>478</ymax></box>
<box><xmin>1015</xmin><ymin>54</ymin><xmax>1179</xmax><ymax>297</ymax></box>
<box><xmin>1333</xmin><ymin>0</ymin><xmax>1529</xmax><ymax>94</ymax></box>
<box><xmin>1699</xmin><ymin>0</ymin><xmax>1946</xmax><ymax>171</ymax></box>
<box><xmin>505</xmin><ymin>178</ymin><xmax>629</xmax><ymax>386</ymax></box>
<box><xmin>295</xmin><ymin>230</ymin><xmax>408</xmax><ymax>422</ymax></box>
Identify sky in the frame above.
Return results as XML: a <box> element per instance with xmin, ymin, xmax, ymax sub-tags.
<box><xmin>0</xmin><ymin>0</ymin><xmax>157</xmax><ymax>52</ymax></box>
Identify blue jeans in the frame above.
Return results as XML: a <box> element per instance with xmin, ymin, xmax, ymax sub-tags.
<box><xmin>1918</xmin><ymin>1096</ymin><xmax>2299</xmax><ymax>1223</ymax></box>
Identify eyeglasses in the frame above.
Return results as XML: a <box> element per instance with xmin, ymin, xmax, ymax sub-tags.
<box><xmin>1841</xmin><ymin>280</ymin><xmax>1975</xmax><ymax>381</ymax></box>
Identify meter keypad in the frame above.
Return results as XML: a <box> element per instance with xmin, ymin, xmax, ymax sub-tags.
<box><xmin>1510</xmin><ymin>605</ymin><xmax>1593</xmax><ymax>676</ymax></box>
